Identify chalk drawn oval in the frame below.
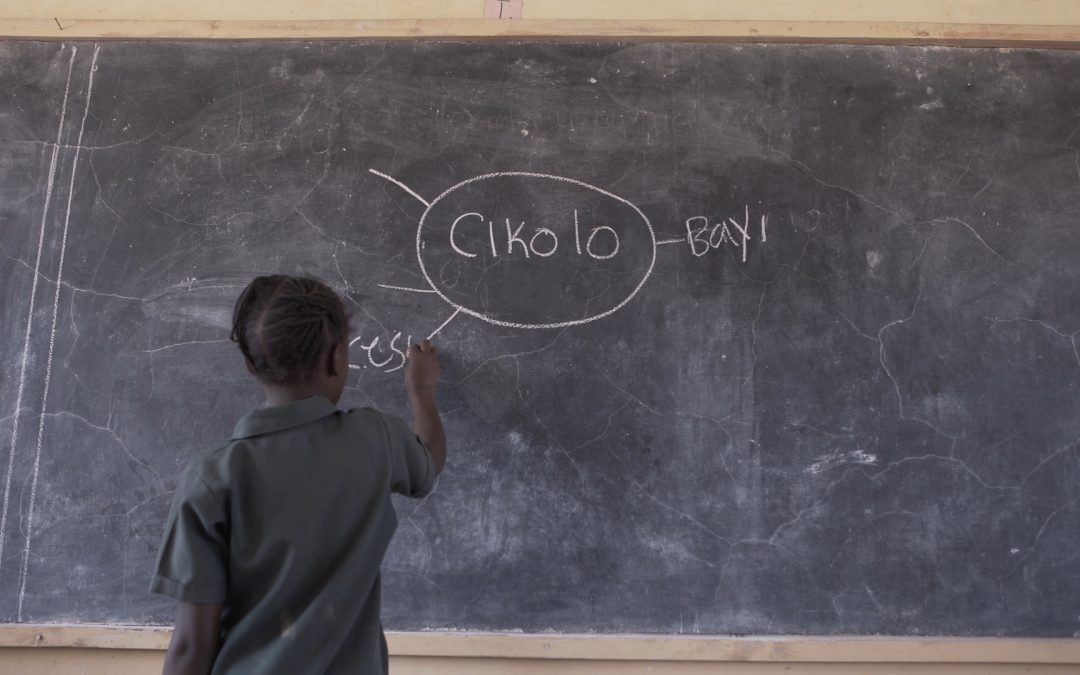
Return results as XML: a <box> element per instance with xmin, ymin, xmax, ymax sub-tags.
<box><xmin>417</xmin><ymin>173</ymin><xmax>656</xmax><ymax>329</ymax></box>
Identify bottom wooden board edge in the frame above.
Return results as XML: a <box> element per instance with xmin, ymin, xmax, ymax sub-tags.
<box><xmin>0</xmin><ymin>625</ymin><xmax>1077</xmax><ymax>663</ymax></box>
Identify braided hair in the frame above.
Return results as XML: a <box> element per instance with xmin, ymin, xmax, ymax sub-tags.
<box><xmin>230</xmin><ymin>275</ymin><xmax>348</xmax><ymax>384</ymax></box>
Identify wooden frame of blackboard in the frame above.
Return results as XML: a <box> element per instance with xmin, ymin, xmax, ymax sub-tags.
<box><xmin>2</xmin><ymin>4</ymin><xmax>1079</xmax><ymax>671</ymax></box>
<box><xmin>0</xmin><ymin>19</ymin><xmax>1077</xmax><ymax>47</ymax></box>
<box><xmin>1</xmin><ymin>625</ymin><xmax>1079</xmax><ymax>666</ymax></box>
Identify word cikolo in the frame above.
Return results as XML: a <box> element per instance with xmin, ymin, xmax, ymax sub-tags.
<box><xmin>448</xmin><ymin>209</ymin><xmax>621</xmax><ymax>261</ymax></box>
<box><xmin>684</xmin><ymin>206</ymin><xmax>768</xmax><ymax>262</ymax></box>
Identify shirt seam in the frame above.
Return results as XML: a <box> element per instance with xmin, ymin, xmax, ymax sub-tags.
<box><xmin>375</xmin><ymin>411</ymin><xmax>395</xmax><ymax>491</ymax></box>
<box><xmin>151</xmin><ymin>574</ymin><xmax>227</xmax><ymax>592</ymax></box>
<box><xmin>192</xmin><ymin>467</ymin><xmax>224</xmax><ymax>505</ymax></box>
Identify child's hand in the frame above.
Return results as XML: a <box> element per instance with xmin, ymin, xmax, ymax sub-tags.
<box><xmin>405</xmin><ymin>339</ymin><xmax>441</xmax><ymax>396</ymax></box>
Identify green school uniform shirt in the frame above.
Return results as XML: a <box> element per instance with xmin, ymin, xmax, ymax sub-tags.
<box><xmin>150</xmin><ymin>395</ymin><xmax>436</xmax><ymax>675</ymax></box>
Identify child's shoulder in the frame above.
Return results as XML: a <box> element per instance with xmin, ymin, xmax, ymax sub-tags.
<box><xmin>174</xmin><ymin>442</ymin><xmax>234</xmax><ymax>495</ymax></box>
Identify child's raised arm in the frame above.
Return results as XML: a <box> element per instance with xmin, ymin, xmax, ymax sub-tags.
<box><xmin>405</xmin><ymin>339</ymin><xmax>447</xmax><ymax>474</ymax></box>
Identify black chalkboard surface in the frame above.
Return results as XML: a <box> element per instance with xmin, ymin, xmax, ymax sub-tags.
<box><xmin>1</xmin><ymin>40</ymin><xmax>1078</xmax><ymax>636</ymax></box>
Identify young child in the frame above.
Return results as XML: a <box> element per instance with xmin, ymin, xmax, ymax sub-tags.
<box><xmin>150</xmin><ymin>275</ymin><xmax>446</xmax><ymax>674</ymax></box>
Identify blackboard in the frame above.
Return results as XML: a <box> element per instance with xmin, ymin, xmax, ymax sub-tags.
<box><xmin>1</xmin><ymin>40</ymin><xmax>1079</xmax><ymax>637</ymax></box>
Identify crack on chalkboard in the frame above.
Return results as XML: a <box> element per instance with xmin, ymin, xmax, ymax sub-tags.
<box><xmin>598</xmin><ymin>371</ymin><xmax>660</xmax><ymax>416</ymax></box>
<box><xmin>970</xmin><ymin>176</ymin><xmax>995</xmax><ymax>201</ymax></box>
<box><xmin>921</xmin><ymin>216</ymin><xmax>1007</xmax><ymax>263</ymax></box>
<box><xmin>6</xmin><ymin>132</ymin><xmax>158</xmax><ymax>153</ymax></box>
<box><xmin>873</xmin><ymin>454</ymin><xmax>1017</xmax><ymax>492</ymax></box>
<box><xmin>331</xmin><ymin>46</ymin><xmax>387</xmax><ymax>106</ymax></box>
<box><xmin>771</xmin><ymin>451</ymin><xmax>1021</xmax><ymax>550</ymax></box>
<box><xmin>739</xmin><ymin>280</ymin><xmax>770</xmax><ymax>400</ymax></box>
<box><xmin>775</xmin><ymin>152</ymin><xmax>905</xmax><ymax>222</ymax></box>
<box><xmin>274</xmin><ymin>96</ymin><xmax>314</xmax><ymax>154</ymax></box>
<box><xmin>876</xmin><ymin>285</ymin><xmax>963</xmax><ymax>446</ymax></box>
<box><xmin>1020</xmin><ymin>438</ymin><xmax>1080</xmax><ymax>486</ymax></box>
<box><xmin>1002</xmin><ymin>494</ymin><xmax>1080</xmax><ymax>578</ymax></box>
<box><xmin>512</xmin><ymin>359</ymin><xmax>586</xmax><ymax>484</ymax></box>
<box><xmin>45</xmin><ymin>410</ymin><xmax>165</xmax><ymax>489</ymax></box>
<box><xmin>453</xmin><ymin>328</ymin><xmax>568</xmax><ymax>384</ymax></box>
<box><xmin>906</xmin><ymin>223</ymin><xmax>937</xmax><ymax>276</ymax></box>
<box><xmin>295</xmin><ymin>207</ymin><xmax>339</xmax><ymax>245</ymax></box>
<box><xmin>670</xmin><ymin>410</ymin><xmax>739</xmax><ymax>488</ymax></box>
<box><xmin>594</xmin><ymin>52</ymin><xmax>657</xmax><ymax>119</ymax></box>
<box><xmin>0</xmin><ymin>239</ymin><xmax>142</xmax><ymax>302</ymax></box>
<box><xmin>605</xmin><ymin>442</ymin><xmax>732</xmax><ymax>549</ymax></box>
<box><xmin>989</xmin><ymin>316</ymin><xmax>1080</xmax><ymax>370</ymax></box>
<box><xmin>833</xmin><ymin>307</ymin><xmax>877</xmax><ymax>342</ymax></box>
<box><xmin>769</xmin><ymin>466</ymin><xmax>862</xmax><ymax>544</ymax></box>
<box><xmin>568</xmin><ymin>399</ymin><xmax>632</xmax><ymax>454</ymax></box>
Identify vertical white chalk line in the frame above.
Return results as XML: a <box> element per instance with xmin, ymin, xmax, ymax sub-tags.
<box><xmin>368</xmin><ymin>169</ymin><xmax>431</xmax><ymax>207</ymax></box>
<box><xmin>17</xmin><ymin>44</ymin><xmax>99</xmax><ymax>621</ymax></box>
<box><xmin>428</xmin><ymin>309</ymin><xmax>461</xmax><ymax>340</ymax></box>
<box><xmin>0</xmin><ymin>45</ymin><xmax>77</xmax><ymax>578</ymax></box>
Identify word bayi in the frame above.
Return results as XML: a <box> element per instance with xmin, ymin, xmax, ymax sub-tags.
<box><xmin>685</xmin><ymin>206</ymin><xmax>768</xmax><ymax>262</ymax></box>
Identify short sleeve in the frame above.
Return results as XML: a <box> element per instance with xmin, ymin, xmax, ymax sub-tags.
<box><xmin>149</xmin><ymin>463</ymin><xmax>229</xmax><ymax>603</ymax></box>
<box><xmin>379</xmin><ymin>412</ymin><xmax>436</xmax><ymax>498</ymax></box>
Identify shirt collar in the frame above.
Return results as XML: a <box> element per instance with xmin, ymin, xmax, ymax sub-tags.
<box><xmin>231</xmin><ymin>395</ymin><xmax>338</xmax><ymax>440</ymax></box>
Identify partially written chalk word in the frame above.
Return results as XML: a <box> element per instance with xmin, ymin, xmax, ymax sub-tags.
<box><xmin>349</xmin><ymin>331</ymin><xmax>412</xmax><ymax>373</ymax></box>
<box><xmin>685</xmin><ymin>207</ymin><xmax>768</xmax><ymax>262</ymax></box>
<box><xmin>450</xmin><ymin>209</ymin><xmax>619</xmax><ymax>261</ymax></box>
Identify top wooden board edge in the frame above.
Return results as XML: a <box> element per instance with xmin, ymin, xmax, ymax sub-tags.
<box><xmin>2</xmin><ymin>19</ymin><xmax>1080</xmax><ymax>48</ymax></box>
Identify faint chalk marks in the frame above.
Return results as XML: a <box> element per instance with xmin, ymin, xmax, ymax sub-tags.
<box><xmin>806</xmin><ymin>449</ymin><xmax>878</xmax><ymax>475</ymax></box>
<box><xmin>18</xmin><ymin>44</ymin><xmax>101</xmax><ymax>621</ymax></box>
<box><xmin>970</xmin><ymin>176</ymin><xmax>994</xmax><ymax>201</ymax></box>
<box><xmin>0</xmin><ymin>43</ymin><xmax>78</xmax><ymax>582</ymax></box>
<box><xmin>140</xmin><ymin>339</ymin><xmax>230</xmax><ymax>354</ymax></box>
<box><xmin>332</xmin><ymin>47</ymin><xmax>387</xmax><ymax>105</ymax></box>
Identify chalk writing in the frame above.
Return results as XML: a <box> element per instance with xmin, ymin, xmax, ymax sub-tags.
<box><xmin>349</xmin><ymin>331</ymin><xmax>412</xmax><ymax>373</ymax></box>
<box><xmin>449</xmin><ymin>209</ymin><xmax>620</xmax><ymax>261</ymax></box>
<box><xmin>368</xmin><ymin>168</ymin><xmax>774</xmax><ymax>341</ymax></box>
<box><xmin>684</xmin><ymin>207</ymin><xmax>768</xmax><ymax>262</ymax></box>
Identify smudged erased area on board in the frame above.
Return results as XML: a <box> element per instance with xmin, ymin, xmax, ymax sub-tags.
<box><xmin>0</xmin><ymin>41</ymin><xmax>1078</xmax><ymax>636</ymax></box>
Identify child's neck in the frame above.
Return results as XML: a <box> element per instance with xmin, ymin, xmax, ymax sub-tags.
<box><xmin>262</xmin><ymin>382</ymin><xmax>336</xmax><ymax>408</ymax></box>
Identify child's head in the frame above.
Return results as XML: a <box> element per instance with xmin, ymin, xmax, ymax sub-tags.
<box><xmin>230</xmin><ymin>275</ymin><xmax>350</xmax><ymax>402</ymax></box>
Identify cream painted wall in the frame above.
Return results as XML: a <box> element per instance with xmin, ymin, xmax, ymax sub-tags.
<box><xmin>6</xmin><ymin>0</ymin><xmax>1080</xmax><ymax>24</ymax></box>
<box><xmin>2</xmin><ymin>0</ymin><xmax>1080</xmax><ymax>41</ymax></box>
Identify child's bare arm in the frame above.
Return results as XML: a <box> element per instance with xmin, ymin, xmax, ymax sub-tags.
<box><xmin>163</xmin><ymin>601</ymin><xmax>222</xmax><ymax>675</ymax></box>
<box><xmin>406</xmin><ymin>339</ymin><xmax>447</xmax><ymax>474</ymax></box>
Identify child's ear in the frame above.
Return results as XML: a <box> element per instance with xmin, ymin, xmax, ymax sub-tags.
<box><xmin>244</xmin><ymin>357</ymin><xmax>259</xmax><ymax>376</ymax></box>
<box><xmin>326</xmin><ymin>342</ymin><xmax>342</xmax><ymax>378</ymax></box>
